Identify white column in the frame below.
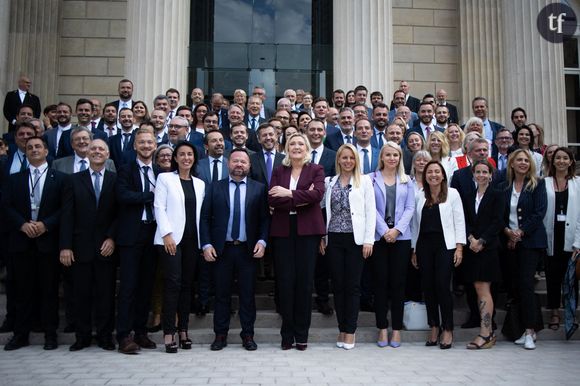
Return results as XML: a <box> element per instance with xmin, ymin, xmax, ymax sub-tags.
<box><xmin>458</xmin><ymin>0</ymin><xmax>504</xmax><ymax>123</ymax></box>
<box><xmin>501</xmin><ymin>0</ymin><xmax>566</xmax><ymax>145</ymax></box>
<box><xmin>125</xmin><ymin>0</ymin><xmax>190</xmax><ymax>106</ymax></box>
<box><xmin>333</xmin><ymin>0</ymin><xmax>393</xmax><ymax>95</ymax></box>
<box><xmin>0</xmin><ymin>0</ymin><xmax>11</xmax><ymax>133</ymax></box>
<box><xmin>4</xmin><ymin>0</ymin><xmax>60</xmax><ymax>130</ymax></box>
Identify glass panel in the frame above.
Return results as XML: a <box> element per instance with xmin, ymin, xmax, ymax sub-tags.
<box><xmin>563</xmin><ymin>37</ymin><xmax>579</xmax><ymax>68</ymax></box>
<box><xmin>565</xmin><ymin>74</ymin><xmax>580</xmax><ymax>107</ymax></box>
<box><xmin>567</xmin><ymin>109</ymin><xmax>580</xmax><ymax>145</ymax></box>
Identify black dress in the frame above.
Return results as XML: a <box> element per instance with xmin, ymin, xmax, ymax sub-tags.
<box><xmin>462</xmin><ymin>188</ymin><xmax>503</xmax><ymax>283</ymax></box>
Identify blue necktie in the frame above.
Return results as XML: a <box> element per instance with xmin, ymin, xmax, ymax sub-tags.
<box><xmin>122</xmin><ymin>133</ymin><xmax>131</xmax><ymax>150</ymax></box>
<box><xmin>19</xmin><ymin>154</ymin><xmax>27</xmax><ymax>172</ymax></box>
<box><xmin>79</xmin><ymin>160</ymin><xmax>87</xmax><ymax>172</ymax></box>
<box><xmin>266</xmin><ymin>152</ymin><xmax>273</xmax><ymax>184</ymax></box>
<box><xmin>377</xmin><ymin>132</ymin><xmax>384</xmax><ymax>148</ymax></box>
<box><xmin>231</xmin><ymin>181</ymin><xmax>242</xmax><ymax>240</ymax></box>
<box><xmin>362</xmin><ymin>149</ymin><xmax>371</xmax><ymax>174</ymax></box>
<box><xmin>93</xmin><ymin>171</ymin><xmax>101</xmax><ymax>206</ymax></box>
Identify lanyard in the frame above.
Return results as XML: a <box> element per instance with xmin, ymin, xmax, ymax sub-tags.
<box><xmin>29</xmin><ymin>168</ymin><xmax>48</xmax><ymax>199</ymax></box>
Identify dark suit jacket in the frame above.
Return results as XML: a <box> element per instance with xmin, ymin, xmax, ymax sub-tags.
<box><xmin>52</xmin><ymin>155</ymin><xmax>116</xmax><ymax>174</ymax></box>
<box><xmin>325</xmin><ymin>123</ymin><xmax>340</xmax><ymax>137</ymax></box>
<box><xmin>60</xmin><ymin>169</ymin><xmax>118</xmax><ymax>262</ymax></box>
<box><xmin>112</xmin><ymin>99</ymin><xmax>134</xmax><ymax>112</ymax></box>
<box><xmin>2</xmin><ymin>167</ymin><xmax>66</xmax><ymax>253</ymax></box>
<box><xmin>407</xmin><ymin>122</ymin><xmax>444</xmax><ymax>140</ymax></box>
<box><xmin>498</xmin><ymin>178</ymin><xmax>547</xmax><ymax>249</ymax></box>
<box><xmin>463</xmin><ymin>188</ymin><xmax>504</xmax><ymax>250</ymax></box>
<box><xmin>268</xmin><ymin>163</ymin><xmax>326</xmax><ymax>237</ymax></box>
<box><xmin>324</xmin><ymin>131</ymin><xmax>357</xmax><ymax>152</ymax></box>
<box><xmin>108</xmin><ymin>131</ymin><xmax>136</xmax><ymax>169</ymax></box>
<box><xmin>249</xmin><ymin>150</ymin><xmax>284</xmax><ymax>187</ymax></box>
<box><xmin>3</xmin><ymin>90</ymin><xmax>41</xmax><ymax>131</ymax></box>
<box><xmin>115</xmin><ymin>161</ymin><xmax>159</xmax><ymax>246</ymax></box>
<box><xmin>196</xmin><ymin>156</ymin><xmax>229</xmax><ymax>185</ymax></box>
<box><xmin>316</xmin><ymin>147</ymin><xmax>336</xmax><ymax>177</ymax></box>
<box><xmin>200</xmin><ymin>177</ymin><xmax>270</xmax><ymax>256</ymax></box>
<box><xmin>446</xmin><ymin>102</ymin><xmax>459</xmax><ymax>124</ymax></box>
<box><xmin>44</xmin><ymin>127</ymin><xmax>73</xmax><ymax>159</ymax></box>
<box><xmin>392</xmin><ymin>95</ymin><xmax>421</xmax><ymax>113</ymax></box>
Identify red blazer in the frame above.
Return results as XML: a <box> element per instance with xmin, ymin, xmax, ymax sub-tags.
<box><xmin>268</xmin><ymin>163</ymin><xmax>326</xmax><ymax>237</ymax></box>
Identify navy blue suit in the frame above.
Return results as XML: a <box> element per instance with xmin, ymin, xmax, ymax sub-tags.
<box><xmin>406</xmin><ymin>122</ymin><xmax>444</xmax><ymax>140</ymax></box>
<box><xmin>249</xmin><ymin>150</ymin><xmax>284</xmax><ymax>187</ymax></box>
<box><xmin>314</xmin><ymin>147</ymin><xmax>336</xmax><ymax>177</ymax></box>
<box><xmin>196</xmin><ymin>156</ymin><xmax>229</xmax><ymax>185</ymax></box>
<box><xmin>108</xmin><ymin>131</ymin><xmax>136</xmax><ymax>170</ymax></box>
<box><xmin>200</xmin><ymin>177</ymin><xmax>270</xmax><ymax>337</ymax></box>
<box><xmin>324</xmin><ymin>130</ymin><xmax>357</xmax><ymax>152</ymax></box>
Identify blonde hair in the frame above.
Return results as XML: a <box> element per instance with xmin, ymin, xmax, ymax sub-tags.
<box><xmin>410</xmin><ymin>150</ymin><xmax>432</xmax><ymax>177</ymax></box>
<box><xmin>378</xmin><ymin>141</ymin><xmax>410</xmax><ymax>183</ymax></box>
<box><xmin>506</xmin><ymin>149</ymin><xmax>538</xmax><ymax>191</ymax></box>
<box><xmin>335</xmin><ymin>144</ymin><xmax>362</xmax><ymax>188</ymax></box>
<box><xmin>281</xmin><ymin>132</ymin><xmax>312</xmax><ymax>166</ymax></box>
<box><xmin>406</xmin><ymin>131</ymin><xmax>426</xmax><ymax>152</ymax></box>
<box><xmin>234</xmin><ymin>89</ymin><xmax>247</xmax><ymax>97</ymax></box>
<box><xmin>427</xmin><ymin>131</ymin><xmax>450</xmax><ymax>160</ymax></box>
<box><xmin>444</xmin><ymin>123</ymin><xmax>465</xmax><ymax>147</ymax></box>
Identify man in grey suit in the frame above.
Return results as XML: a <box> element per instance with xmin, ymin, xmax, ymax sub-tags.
<box><xmin>52</xmin><ymin>127</ymin><xmax>116</xmax><ymax>175</ymax></box>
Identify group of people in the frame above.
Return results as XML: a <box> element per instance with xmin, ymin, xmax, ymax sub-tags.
<box><xmin>0</xmin><ymin>76</ymin><xmax>578</xmax><ymax>355</ymax></box>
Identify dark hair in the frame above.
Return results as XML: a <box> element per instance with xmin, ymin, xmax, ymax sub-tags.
<box><xmin>419</xmin><ymin>101</ymin><xmax>434</xmax><ymax>110</ymax></box>
<box><xmin>313</xmin><ymin>97</ymin><xmax>328</xmax><ymax>106</ymax></box>
<box><xmin>165</xmin><ymin>88</ymin><xmax>180</xmax><ymax>98</ymax></box>
<box><xmin>229</xmin><ymin>147</ymin><xmax>250</xmax><ymax>159</ymax></box>
<box><xmin>76</xmin><ymin>98</ymin><xmax>93</xmax><ymax>109</ymax></box>
<box><xmin>43</xmin><ymin>104</ymin><xmax>57</xmax><ymax>115</ymax></box>
<box><xmin>170</xmin><ymin>141</ymin><xmax>198</xmax><ymax>175</ymax></box>
<box><xmin>354</xmin><ymin>85</ymin><xmax>368</xmax><ymax>94</ymax></box>
<box><xmin>333</xmin><ymin>89</ymin><xmax>345</xmax><ymax>96</ymax></box>
<box><xmin>132</xmin><ymin>100</ymin><xmax>150</xmax><ymax>121</ymax></box>
<box><xmin>422</xmin><ymin>161</ymin><xmax>448</xmax><ymax>206</ymax></box>
<box><xmin>176</xmin><ymin>105</ymin><xmax>192</xmax><ymax>114</ymax></box>
<box><xmin>370</xmin><ymin>91</ymin><xmax>384</xmax><ymax>99</ymax></box>
<box><xmin>422</xmin><ymin>93</ymin><xmax>435</xmax><ymax>100</ymax></box>
<box><xmin>511</xmin><ymin>107</ymin><xmax>527</xmax><ymax>120</ymax></box>
<box><xmin>192</xmin><ymin>103</ymin><xmax>209</xmax><ymax>127</ymax></box>
<box><xmin>118</xmin><ymin>107</ymin><xmax>132</xmax><ymax>116</ymax></box>
<box><xmin>57</xmin><ymin>102</ymin><xmax>72</xmax><ymax>112</ymax></box>
<box><xmin>256</xmin><ymin>122</ymin><xmax>273</xmax><ymax>135</ymax></box>
<box><xmin>17</xmin><ymin>104</ymin><xmax>34</xmax><ymax>115</ymax></box>
<box><xmin>372</xmin><ymin>102</ymin><xmax>389</xmax><ymax>112</ymax></box>
<box><xmin>25</xmin><ymin>135</ymin><xmax>48</xmax><ymax>150</ymax></box>
<box><xmin>104</xmin><ymin>102</ymin><xmax>117</xmax><ymax>112</ymax></box>
<box><xmin>548</xmin><ymin>147</ymin><xmax>576</xmax><ymax>179</ymax></box>
<box><xmin>471</xmin><ymin>159</ymin><xmax>495</xmax><ymax>175</ymax></box>
<box><xmin>513</xmin><ymin>125</ymin><xmax>535</xmax><ymax>150</ymax></box>
<box><xmin>15</xmin><ymin>120</ymin><xmax>36</xmax><ymax>133</ymax></box>
<box><xmin>203</xmin><ymin>129</ymin><xmax>223</xmax><ymax>145</ymax></box>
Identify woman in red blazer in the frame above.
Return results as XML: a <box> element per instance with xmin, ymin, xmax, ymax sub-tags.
<box><xmin>269</xmin><ymin>132</ymin><xmax>325</xmax><ymax>351</ymax></box>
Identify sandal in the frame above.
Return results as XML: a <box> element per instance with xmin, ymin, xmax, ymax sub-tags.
<box><xmin>179</xmin><ymin>331</ymin><xmax>192</xmax><ymax>350</ymax></box>
<box><xmin>466</xmin><ymin>333</ymin><xmax>494</xmax><ymax>350</ymax></box>
<box><xmin>548</xmin><ymin>315</ymin><xmax>560</xmax><ymax>331</ymax></box>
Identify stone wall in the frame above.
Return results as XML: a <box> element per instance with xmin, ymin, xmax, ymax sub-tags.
<box><xmin>58</xmin><ymin>0</ymin><xmax>127</xmax><ymax>107</ymax></box>
<box><xmin>392</xmin><ymin>0</ymin><xmax>460</xmax><ymax>115</ymax></box>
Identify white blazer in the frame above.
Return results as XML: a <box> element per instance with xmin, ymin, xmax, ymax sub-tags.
<box><xmin>324</xmin><ymin>174</ymin><xmax>376</xmax><ymax>246</ymax></box>
<box><xmin>153</xmin><ymin>171</ymin><xmax>205</xmax><ymax>247</ymax></box>
<box><xmin>440</xmin><ymin>156</ymin><xmax>458</xmax><ymax>186</ymax></box>
<box><xmin>543</xmin><ymin>176</ymin><xmax>580</xmax><ymax>255</ymax></box>
<box><xmin>411</xmin><ymin>187</ymin><xmax>466</xmax><ymax>250</ymax></box>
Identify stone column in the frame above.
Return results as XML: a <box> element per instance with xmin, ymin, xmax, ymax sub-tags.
<box><xmin>0</xmin><ymin>0</ymin><xmax>10</xmax><ymax>132</ymax></box>
<box><xmin>501</xmin><ymin>0</ymin><xmax>566</xmax><ymax>144</ymax></box>
<box><xmin>3</xmin><ymin>0</ymin><xmax>60</xmax><ymax>131</ymax></box>
<box><xmin>125</xmin><ymin>0</ymin><xmax>190</xmax><ymax>106</ymax></box>
<box><xmin>458</xmin><ymin>0</ymin><xmax>504</xmax><ymax>123</ymax></box>
<box><xmin>333</xmin><ymin>0</ymin><xmax>393</xmax><ymax>94</ymax></box>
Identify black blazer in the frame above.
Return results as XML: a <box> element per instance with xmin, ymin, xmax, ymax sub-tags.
<box><xmin>200</xmin><ymin>177</ymin><xmax>270</xmax><ymax>256</ymax></box>
<box><xmin>324</xmin><ymin>131</ymin><xmax>357</xmax><ymax>152</ymax></box>
<box><xmin>463</xmin><ymin>188</ymin><xmax>504</xmax><ymax>250</ymax></box>
<box><xmin>446</xmin><ymin>102</ymin><xmax>459</xmax><ymax>124</ymax></box>
<box><xmin>498</xmin><ymin>178</ymin><xmax>548</xmax><ymax>249</ymax></box>
<box><xmin>317</xmin><ymin>147</ymin><xmax>336</xmax><ymax>177</ymax></box>
<box><xmin>108</xmin><ymin>131</ymin><xmax>136</xmax><ymax>169</ymax></box>
<box><xmin>60</xmin><ymin>169</ymin><xmax>118</xmax><ymax>262</ymax></box>
<box><xmin>115</xmin><ymin>161</ymin><xmax>159</xmax><ymax>246</ymax></box>
<box><xmin>2</xmin><ymin>167</ymin><xmax>66</xmax><ymax>253</ymax></box>
<box><xmin>249</xmin><ymin>150</ymin><xmax>284</xmax><ymax>187</ymax></box>
<box><xmin>3</xmin><ymin>90</ymin><xmax>41</xmax><ymax>131</ymax></box>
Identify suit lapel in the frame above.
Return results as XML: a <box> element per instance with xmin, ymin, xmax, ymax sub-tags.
<box><xmin>39</xmin><ymin>168</ymin><xmax>55</xmax><ymax>208</ymax></box>
<box><xmin>80</xmin><ymin>170</ymin><xmax>96</xmax><ymax>202</ymax></box>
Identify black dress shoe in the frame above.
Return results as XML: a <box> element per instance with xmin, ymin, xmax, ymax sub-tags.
<box><xmin>210</xmin><ymin>335</ymin><xmax>227</xmax><ymax>351</ymax></box>
<box><xmin>0</xmin><ymin>319</ymin><xmax>13</xmax><ymax>333</ymax></box>
<box><xmin>281</xmin><ymin>341</ymin><xmax>293</xmax><ymax>350</ymax></box>
<box><xmin>316</xmin><ymin>301</ymin><xmax>334</xmax><ymax>316</ymax></box>
<box><xmin>44</xmin><ymin>334</ymin><xmax>58</xmax><ymax>350</ymax></box>
<box><xmin>134</xmin><ymin>334</ymin><xmax>157</xmax><ymax>349</ymax></box>
<box><xmin>196</xmin><ymin>304</ymin><xmax>210</xmax><ymax>317</ymax></box>
<box><xmin>461</xmin><ymin>319</ymin><xmax>480</xmax><ymax>329</ymax></box>
<box><xmin>63</xmin><ymin>324</ymin><xmax>75</xmax><ymax>333</ymax></box>
<box><xmin>69</xmin><ymin>339</ymin><xmax>91</xmax><ymax>351</ymax></box>
<box><xmin>97</xmin><ymin>336</ymin><xmax>116</xmax><ymax>351</ymax></box>
<box><xmin>295</xmin><ymin>343</ymin><xmax>308</xmax><ymax>351</ymax></box>
<box><xmin>4</xmin><ymin>334</ymin><xmax>29</xmax><ymax>351</ymax></box>
<box><xmin>242</xmin><ymin>336</ymin><xmax>257</xmax><ymax>351</ymax></box>
<box><xmin>147</xmin><ymin>324</ymin><xmax>161</xmax><ymax>333</ymax></box>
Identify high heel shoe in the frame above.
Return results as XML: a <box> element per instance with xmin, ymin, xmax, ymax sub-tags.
<box><xmin>343</xmin><ymin>334</ymin><xmax>355</xmax><ymax>350</ymax></box>
<box><xmin>439</xmin><ymin>331</ymin><xmax>453</xmax><ymax>350</ymax></box>
<box><xmin>179</xmin><ymin>331</ymin><xmax>192</xmax><ymax>350</ymax></box>
<box><xmin>466</xmin><ymin>333</ymin><xmax>494</xmax><ymax>350</ymax></box>
<box><xmin>164</xmin><ymin>335</ymin><xmax>178</xmax><ymax>353</ymax></box>
<box><xmin>377</xmin><ymin>329</ymin><xmax>388</xmax><ymax>348</ymax></box>
<box><xmin>425</xmin><ymin>328</ymin><xmax>441</xmax><ymax>347</ymax></box>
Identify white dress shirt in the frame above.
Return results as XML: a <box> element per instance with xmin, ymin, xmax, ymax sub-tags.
<box><xmin>74</xmin><ymin>154</ymin><xmax>89</xmax><ymax>173</ymax></box>
<box><xmin>137</xmin><ymin>159</ymin><xmax>156</xmax><ymax>221</ymax></box>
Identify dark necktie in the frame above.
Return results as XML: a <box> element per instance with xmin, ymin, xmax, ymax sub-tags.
<box><xmin>265</xmin><ymin>152</ymin><xmax>273</xmax><ymax>184</ymax></box>
<box><xmin>345</xmin><ymin>135</ymin><xmax>352</xmax><ymax>144</ymax></box>
<box><xmin>142</xmin><ymin>166</ymin><xmax>154</xmax><ymax>221</ymax></box>
<box><xmin>212</xmin><ymin>159</ymin><xmax>219</xmax><ymax>183</ymax></box>
<box><xmin>377</xmin><ymin>132</ymin><xmax>384</xmax><ymax>148</ymax></box>
<box><xmin>231</xmin><ymin>181</ymin><xmax>242</xmax><ymax>240</ymax></box>
<box><xmin>251</xmin><ymin>117</ymin><xmax>257</xmax><ymax>131</ymax></box>
<box><xmin>19</xmin><ymin>154</ymin><xmax>27</xmax><ymax>172</ymax></box>
<box><xmin>93</xmin><ymin>171</ymin><xmax>101</xmax><ymax>206</ymax></box>
<box><xmin>425</xmin><ymin>126</ymin><xmax>432</xmax><ymax>138</ymax></box>
<box><xmin>122</xmin><ymin>133</ymin><xmax>131</xmax><ymax>150</ymax></box>
<box><xmin>79</xmin><ymin>159</ymin><xmax>87</xmax><ymax>172</ymax></box>
<box><xmin>311</xmin><ymin>150</ymin><xmax>317</xmax><ymax>164</ymax></box>
<box><xmin>362</xmin><ymin>148</ymin><xmax>371</xmax><ymax>174</ymax></box>
<box><xmin>91</xmin><ymin>121</ymin><xmax>96</xmax><ymax>130</ymax></box>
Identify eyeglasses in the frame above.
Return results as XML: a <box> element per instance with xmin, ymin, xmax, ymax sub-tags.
<box><xmin>158</xmin><ymin>154</ymin><xmax>172</xmax><ymax>159</ymax></box>
<box><xmin>168</xmin><ymin>124</ymin><xmax>187</xmax><ymax>129</ymax></box>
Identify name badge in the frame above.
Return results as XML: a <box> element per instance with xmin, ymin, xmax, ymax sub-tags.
<box><xmin>557</xmin><ymin>214</ymin><xmax>566</xmax><ymax>222</ymax></box>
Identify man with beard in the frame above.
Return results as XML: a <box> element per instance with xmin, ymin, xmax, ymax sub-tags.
<box><xmin>113</xmin><ymin>79</ymin><xmax>134</xmax><ymax>111</ymax></box>
<box><xmin>149</xmin><ymin>109</ymin><xmax>167</xmax><ymax>144</ymax></box>
<box><xmin>370</xmin><ymin>103</ymin><xmax>389</xmax><ymax>149</ymax></box>
<box><xmin>108</xmin><ymin>108</ymin><xmax>136</xmax><ymax>169</ymax></box>
<box><xmin>510</xmin><ymin>107</ymin><xmax>527</xmax><ymax>131</ymax></box>
<box><xmin>249</xmin><ymin>123</ymin><xmax>284</xmax><ymax>186</ymax></box>
<box><xmin>43</xmin><ymin>102</ymin><xmax>73</xmax><ymax>159</ymax></box>
<box><xmin>324</xmin><ymin>107</ymin><xmax>356</xmax><ymax>151</ymax></box>
<box><xmin>408</xmin><ymin>102</ymin><xmax>443</xmax><ymax>140</ymax></box>
<box><xmin>332</xmin><ymin>89</ymin><xmax>345</xmax><ymax>109</ymax></box>
<box><xmin>201</xmin><ymin>148</ymin><xmax>269</xmax><ymax>351</ymax></box>
<box><xmin>73</xmin><ymin>99</ymin><xmax>107</xmax><ymax>141</ymax></box>
<box><xmin>165</xmin><ymin>88</ymin><xmax>180</xmax><ymax>120</ymax></box>
<box><xmin>435</xmin><ymin>104</ymin><xmax>450</xmax><ymax>131</ymax></box>
<box><xmin>196</xmin><ymin>130</ymin><xmax>228</xmax><ymax>184</ymax></box>
<box><xmin>435</xmin><ymin>89</ymin><xmax>459</xmax><ymax>124</ymax></box>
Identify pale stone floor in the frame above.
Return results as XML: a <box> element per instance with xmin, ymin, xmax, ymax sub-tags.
<box><xmin>0</xmin><ymin>340</ymin><xmax>579</xmax><ymax>385</ymax></box>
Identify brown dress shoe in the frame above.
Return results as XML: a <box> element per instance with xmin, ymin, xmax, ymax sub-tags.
<box><xmin>134</xmin><ymin>334</ymin><xmax>157</xmax><ymax>349</ymax></box>
<box><xmin>118</xmin><ymin>336</ymin><xmax>140</xmax><ymax>354</ymax></box>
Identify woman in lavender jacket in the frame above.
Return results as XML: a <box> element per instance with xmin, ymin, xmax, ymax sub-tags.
<box><xmin>369</xmin><ymin>141</ymin><xmax>415</xmax><ymax>348</ymax></box>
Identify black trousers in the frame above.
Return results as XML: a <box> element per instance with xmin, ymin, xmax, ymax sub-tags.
<box><xmin>371</xmin><ymin>238</ymin><xmax>411</xmax><ymax>330</ymax></box>
<box><xmin>213</xmin><ymin>243</ymin><xmax>257</xmax><ymax>337</ymax></box>
<box><xmin>416</xmin><ymin>233</ymin><xmax>454</xmax><ymax>331</ymax></box>
<box><xmin>327</xmin><ymin>233</ymin><xmax>364</xmax><ymax>334</ymax></box>
<box><xmin>197</xmin><ymin>256</ymin><xmax>214</xmax><ymax>306</ymax></box>
<box><xmin>545</xmin><ymin>250</ymin><xmax>576</xmax><ymax>309</ymax></box>
<box><xmin>273</xmin><ymin>216</ymin><xmax>318</xmax><ymax>344</ymax></box>
<box><xmin>314</xmin><ymin>248</ymin><xmax>331</xmax><ymax>305</ymax></box>
<box><xmin>12</xmin><ymin>246</ymin><xmax>59</xmax><ymax>336</ymax></box>
<box><xmin>72</xmin><ymin>257</ymin><xmax>116</xmax><ymax>340</ymax></box>
<box><xmin>161</xmin><ymin>237</ymin><xmax>198</xmax><ymax>335</ymax></box>
<box><xmin>514</xmin><ymin>246</ymin><xmax>541</xmax><ymax>329</ymax></box>
<box><xmin>116</xmin><ymin>223</ymin><xmax>157</xmax><ymax>342</ymax></box>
